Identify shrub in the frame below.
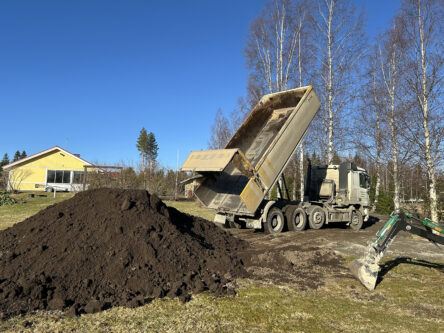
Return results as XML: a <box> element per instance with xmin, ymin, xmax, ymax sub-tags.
<box><xmin>0</xmin><ymin>191</ymin><xmax>17</xmax><ymax>206</ymax></box>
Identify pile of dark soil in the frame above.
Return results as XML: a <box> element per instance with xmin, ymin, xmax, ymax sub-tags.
<box><xmin>0</xmin><ymin>189</ymin><xmax>248</xmax><ymax>318</ymax></box>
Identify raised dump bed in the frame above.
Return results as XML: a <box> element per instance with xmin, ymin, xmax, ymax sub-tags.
<box><xmin>182</xmin><ymin>85</ymin><xmax>320</xmax><ymax>217</ymax></box>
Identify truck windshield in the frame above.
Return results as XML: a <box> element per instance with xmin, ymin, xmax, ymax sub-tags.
<box><xmin>359</xmin><ymin>173</ymin><xmax>370</xmax><ymax>189</ymax></box>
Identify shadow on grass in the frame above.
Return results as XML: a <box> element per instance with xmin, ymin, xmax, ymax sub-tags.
<box><xmin>377</xmin><ymin>257</ymin><xmax>444</xmax><ymax>287</ymax></box>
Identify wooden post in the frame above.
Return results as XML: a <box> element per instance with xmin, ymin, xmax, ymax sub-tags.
<box><xmin>83</xmin><ymin>165</ymin><xmax>88</xmax><ymax>191</ymax></box>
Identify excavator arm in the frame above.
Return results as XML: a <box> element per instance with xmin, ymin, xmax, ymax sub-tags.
<box><xmin>350</xmin><ymin>212</ymin><xmax>444</xmax><ymax>291</ymax></box>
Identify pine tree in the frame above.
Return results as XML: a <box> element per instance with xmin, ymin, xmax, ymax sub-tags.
<box><xmin>1</xmin><ymin>153</ymin><xmax>9</xmax><ymax>167</ymax></box>
<box><xmin>136</xmin><ymin>128</ymin><xmax>150</xmax><ymax>162</ymax></box>
<box><xmin>136</xmin><ymin>128</ymin><xmax>159</xmax><ymax>190</ymax></box>
<box><xmin>146</xmin><ymin>132</ymin><xmax>158</xmax><ymax>164</ymax></box>
<box><xmin>311</xmin><ymin>151</ymin><xmax>321</xmax><ymax>165</ymax></box>
<box><xmin>331</xmin><ymin>151</ymin><xmax>342</xmax><ymax>165</ymax></box>
<box><xmin>353</xmin><ymin>153</ymin><xmax>366</xmax><ymax>169</ymax></box>
<box><xmin>13</xmin><ymin>151</ymin><xmax>21</xmax><ymax>162</ymax></box>
<box><xmin>20</xmin><ymin>150</ymin><xmax>27</xmax><ymax>159</ymax></box>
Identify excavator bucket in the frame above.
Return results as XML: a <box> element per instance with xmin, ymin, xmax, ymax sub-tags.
<box><xmin>349</xmin><ymin>258</ymin><xmax>379</xmax><ymax>291</ymax></box>
<box><xmin>349</xmin><ymin>245</ymin><xmax>383</xmax><ymax>291</ymax></box>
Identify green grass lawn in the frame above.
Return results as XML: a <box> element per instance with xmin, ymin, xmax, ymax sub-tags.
<box><xmin>165</xmin><ymin>199</ymin><xmax>216</xmax><ymax>221</ymax></box>
<box><xmin>0</xmin><ymin>192</ymin><xmax>74</xmax><ymax>231</ymax></box>
<box><xmin>0</xmin><ymin>195</ymin><xmax>443</xmax><ymax>332</ymax></box>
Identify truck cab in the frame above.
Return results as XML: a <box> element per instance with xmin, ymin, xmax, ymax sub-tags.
<box><xmin>304</xmin><ymin>161</ymin><xmax>370</xmax><ymax>229</ymax></box>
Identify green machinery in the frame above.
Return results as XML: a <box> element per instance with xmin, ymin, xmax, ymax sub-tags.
<box><xmin>350</xmin><ymin>212</ymin><xmax>444</xmax><ymax>291</ymax></box>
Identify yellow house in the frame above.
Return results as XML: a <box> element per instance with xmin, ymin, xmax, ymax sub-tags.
<box><xmin>3</xmin><ymin>146</ymin><xmax>94</xmax><ymax>192</ymax></box>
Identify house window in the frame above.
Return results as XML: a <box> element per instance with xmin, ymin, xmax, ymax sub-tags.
<box><xmin>47</xmin><ymin>170</ymin><xmax>71</xmax><ymax>184</ymax></box>
<box><xmin>47</xmin><ymin>170</ymin><xmax>56</xmax><ymax>183</ymax></box>
<box><xmin>72</xmin><ymin>171</ymin><xmax>84</xmax><ymax>184</ymax></box>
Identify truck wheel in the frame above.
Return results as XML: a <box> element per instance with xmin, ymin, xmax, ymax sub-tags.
<box><xmin>309</xmin><ymin>207</ymin><xmax>325</xmax><ymax>229</ymax></box>
<box><xmin>349</xmin><ymin>210</ymin><xmax>363</xmax><ymax>230</ymax></box>
<box><xmin>264</xmin><ymin>207</ymin><xmax>285</xmax><ymax>234</ymax></box>
<box><xmin>288</xmin><ymin>208</ymin><xmax>307</xmax><ymax>231</ymax></box>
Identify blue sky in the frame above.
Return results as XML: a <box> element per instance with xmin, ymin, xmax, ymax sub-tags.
<box><xmin>0</xmin><ymin>0</ymin><xmax>400</xmax><ymax>169</ymax></box>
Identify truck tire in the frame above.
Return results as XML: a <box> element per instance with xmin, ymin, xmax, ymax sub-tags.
<box><xmin>288</xmin><ymin>207</ymin><xmax>307</xmax><ymax>232</ymax></box>
<box><xmin>349</xmin><ymin>210</ymin><xmax>363</xmax><ymax>230</ymax></box>
<box><xmin>309</xmin><ymin>206</ymin><xmax>325</xmax><ymax>229</ymax></box>
<box><xmin>264</xmin><ymin>207</ymin><xmax>285</xmax><ymax>234</ymax></box>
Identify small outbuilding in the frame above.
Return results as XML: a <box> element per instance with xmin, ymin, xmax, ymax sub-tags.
<box><xmin>2</xmin><ymin>146</ymin><xmax>94</xmax><ymax>192</ymax></box>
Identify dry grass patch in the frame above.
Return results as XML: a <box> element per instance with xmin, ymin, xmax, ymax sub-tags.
<box><xmin>0</xmin><ymin>192</ymin><xmax>73</xmax><ymax>230</ymax></box>
<box><xmin>1</xmin><ymin>268</ymin><xmax>443</xmax><ymax>333</ymax></box>
<box><xmin>165</xmin><ymin>200</ymin><xmax>215</xmax><ymax>221</ymax></box>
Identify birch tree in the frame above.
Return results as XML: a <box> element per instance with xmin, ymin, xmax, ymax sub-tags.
<box><xmin>245</xmin><ymin>0</ymin><xmax>310</xmax><ymax>200</ymax></box>
<box><xmin>371</xmin><ymin>72</ymin><xmax>383</xmax><ymax>212</ymax></box>
<box><xmin>355</xmin><ymin>46</ymin><xmax>385</xmax><ymax>211</ymax></box>
<box><xmin>208</xmin><ymin>108</ymin><xmax>231</xmax><ymax>149</ymax></box>
<box><xmin>312</xmin><ymin>0</ymin><xmax>366</xmax><ymax>163</ymax></box>
<box><xmin>245</xmin><ymin>0</ymin><xmax>303</xmax><ymax>94</ymax></box>
<box><xmin>294</xmin><ymin>0</ymin><xmax>313</xmax><ymax>200</ymax></box>
<box><xmin>400</xmin><ymin>0</ymin><xmax>443</xmax><ymax>221</ymax></box>
<box><xmin>378</xmin><ymin>23</ymin><xmax>406</xmax><ymax>214</ymax></box>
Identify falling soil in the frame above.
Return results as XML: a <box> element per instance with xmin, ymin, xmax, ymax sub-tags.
<box><xmin>0</xmin><ymin>189</ymin><xmax>248</xmax><ymax>318</ymax></box>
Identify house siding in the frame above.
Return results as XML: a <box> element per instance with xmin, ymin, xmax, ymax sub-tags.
<box><xmin>7</xmin><ymin>149</ymin><xmax>91</xmax><ymax>191</ymax></box>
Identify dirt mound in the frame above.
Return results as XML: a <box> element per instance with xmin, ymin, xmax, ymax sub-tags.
<box><xmin>0</xmin><ymin>189</ymin><xmax>248</xmax><ymax>318</ymax></box>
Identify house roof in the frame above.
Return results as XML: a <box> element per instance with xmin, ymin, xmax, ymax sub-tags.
<box><xmin>2</xmin><ymin>146</ymin><xmax>94</xmax><ymax>170</ymax></box>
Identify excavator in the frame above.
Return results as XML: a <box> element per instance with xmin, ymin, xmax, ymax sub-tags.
<box><xmin>349</xmin><ymin>211</ymin><xmax>444</xmax><ymax>291</ymax></box>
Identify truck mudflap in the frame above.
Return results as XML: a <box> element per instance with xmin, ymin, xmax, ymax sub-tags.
<box><xmin>213</xmin><ymin>213</ymin><xmax>227</xmax><ymax>227</ymax></box>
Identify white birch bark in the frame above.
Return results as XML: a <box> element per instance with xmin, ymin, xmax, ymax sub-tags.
<box><xmin>297</xmin><ymin>26</ymin><xmax>305</xmax><ymax>201</ymax></box>
<box><xmin>326</xmin><ymin>1</ymin><xmax>334</xmax><ymax>164</ymax></box>
<box><xmin>372</xmin><ymin>74</ymin><xmax>382</xmax><ymax>212</ymax></box>
<box><xmin>299</xmin><ymin>144</ymin><xmax>304</xmax><ymax>200</ymax></box>
<box><xmin>313</xmin><ymin>0</ymin><xmax>365</xmax><ymax>164</ymax></box>
<box><xmin>250</xmin><ymin>0</ymin><xmax>299</xmax><ymax>95</ymax></box>
<box><xmin>416</xmin><ymin>0</ymin><xmax>438</xmax><ymax>221</ymax></box>
<box><xmin>379</xmin><ymin>29</ymin><xmax>400</xmax><ymax>213</ymax></box>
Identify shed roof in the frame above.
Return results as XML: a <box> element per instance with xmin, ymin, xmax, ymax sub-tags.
<box><xmin>2</xmin><ymin>146</ymin><xmax>94</xmax><ymax>170</ymax></box>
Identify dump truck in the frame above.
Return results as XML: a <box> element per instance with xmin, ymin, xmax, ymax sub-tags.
<box><xmin>181</xmin><ymin>85</ymin><xmax>370</xmax><ymax>233</ymax></box>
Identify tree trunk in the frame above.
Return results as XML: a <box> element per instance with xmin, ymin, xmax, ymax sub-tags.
<box><xmin>372</xmin><ymin>75</ymin><xmax>381</xmax><ymax>212</ymax></box>
<box><xmin>417</xmin><ymin>1</ymin><xmax>438</xmax><ymax>221</ymax></box>
<box><xmin>297</xmin><ymin>23</ymin><xmax>304</xmax><ymax>202</ymax></box>
<box><xmin>390</xmin><ymin>97</ymin><xmax>400</xmax><ymax>213</ymax></box>
<box><xmin>292</xmin><ymin>157</ymin><xmax>297</xmax><ymax>200</ymax></box>
<box><xmin>299</xmin><ymin>142</ymin><xmax>304</xmax><ymax>201</ymax></box>
<box><xmin>380</xmin><ymin>26</ymin><xmax>400</xmax><ymax>214</ymax></box>
<box><xmin>327</xmin><ymin>2</ymin><xmax>334</xmax><ymax>164</ymax></box>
